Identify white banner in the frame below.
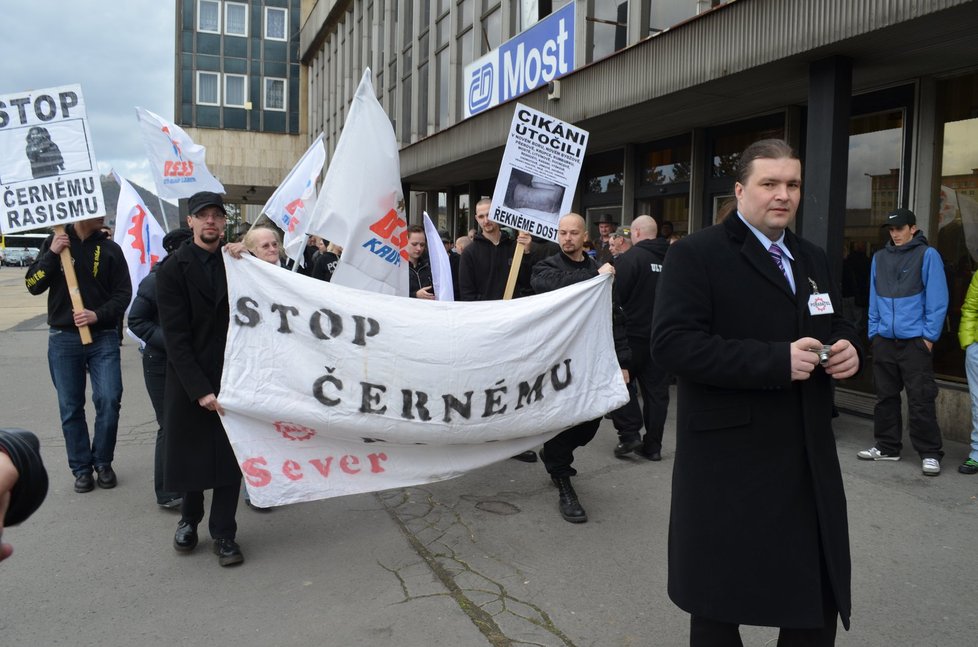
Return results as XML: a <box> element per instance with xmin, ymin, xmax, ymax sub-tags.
<box><xmin>0</xmin><ymin>84</ymin><xmax>106</xmax><ymax>233</ymax></box>
<box><xmin>489</xmin><ymin>103</ymin><xmax>588</xmax><ymax>242</ymax></box>
<box><xmin>220</xmin><ymin>255</ymin><xmax>628</xmax><ymax>506</ymax></box>
<box><xmin>305</xmin><ymin>69</ymin><xmax>408</xmax><ymax>297</ymax></box>
<box><xmin>423</xmin><ymin>211</ymin><xmax>454</xmax><ymax>301</ymax></box>
<box><xmin>135</xmin><ymin>107</ymin><xmax>225</xmax><ymax>200</ymax></box>
<box><xmin>262</xmin><ymin>133</ymin><xmax>326</xmax><ymax>266</ymax></box>
<box><xmin>112</xmin><ymin>172</ymin><xmax>167</xmax><ymax>312</ymax></box>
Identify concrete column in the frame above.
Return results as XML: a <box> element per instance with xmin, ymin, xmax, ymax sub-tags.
<box><xmin>622</xmin><ymin>144</ymin><xmax>636</xmax><ymax>224</ymax></box>
<box><xmin>801</xmin><ymin>56</ymin><xmax>852</xmax><ymax>285</ymax></box>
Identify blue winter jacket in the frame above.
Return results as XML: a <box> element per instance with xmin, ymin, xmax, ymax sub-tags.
<box><xmin>868</xmin><ymin>232</ymin><xmax>948</xmax><ymax>342</ymax></box>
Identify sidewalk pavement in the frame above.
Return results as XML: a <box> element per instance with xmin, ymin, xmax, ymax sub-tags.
<box><xmin>1</xmin><ymin>269</ymin><xmax>976</xmax><ymax>646</ymax></box>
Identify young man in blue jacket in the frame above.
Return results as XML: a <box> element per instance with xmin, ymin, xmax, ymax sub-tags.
<box><xmin>861</xmin><ymin>208</ymin><xmax>948</xmax><ymax>475</ymax></box>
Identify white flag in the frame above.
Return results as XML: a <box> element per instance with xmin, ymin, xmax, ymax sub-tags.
<box><xmin>422</xmin><ymin>211</ymin><xmax>454</xmax><ymax>301</ymax></box>
<box><xmin>219</xmin><ymin>255</ymin><xmax>629</xmax><ymax>506</ymax></box>
<box><xmin>262</xmin><ymin>134</ymin><xmax>326</xmax><ymax>265</ymax></box>
<box><xmin>135</xmin><ymin>107</ymin><xmax>225</xmax><ymax>200</ymax></box>
<box><xmin>111</xmin><ymin>171</ymin><xmax>167</xmax><ymax>311</ymax></box>
<box><xmin>305</xmin><ymin>69</ymin><xmax>408</xmax><ymax>296</ymax></box>
<box><xmin>938</xmin><ymin>185</ymin><xmax>959</xmax><ymax>229</ymax></box>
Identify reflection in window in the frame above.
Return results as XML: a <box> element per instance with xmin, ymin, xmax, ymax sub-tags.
<box><xmin>933</xmin><ymin>73</ymin><xmax>978</xmax><ymax>382</ymax></box>
<box><xmin>197</xmin><ymin>71</ymin><xmax>220</xmax><ymax>105</ymax></box>
<box><xmin>225</xmin><ymin>2</ymin><xmax>248</xmax><ymax>36</ymax></box>
<box><xmin>265</xmin><ymin>7</ymin><xmax>287</xmax><ymax>40</ymax></box>
<box><xmin>198</xmin><ymin>0</ymin><xmax>220</xmax><ymax>33</ymax></box>
<box><xmin>264</xmin><ymin>78</ymin><xmax>286</xmax><ymax>111</ymax></box>
<box><xmin>585</xmin><ymin>173</ymin><xmax>624</xmax><ymax>194</ymax></box>
<box><xmin>482</xmin><ymin>8</ymin><xmax>502</xmax><ymax>52</ymax></box>
<box><xmin>650</xmin><ymin>0</ymin><xmax>698</xmax><ymax>33</ymax></box>
<box><xmin>846</xmin><ymin>111</ymin><xmax>904</xmax><ymax>226</ymax></box>
<box><xmin>711</xmin><ymin>126</ymin><xmax>784</xmax><ymax>177</ymax></box>
<box><xmin>225</xmin><ymin>74</ymin><xmax>247</xmax><ymax>107</ymax></box>
<box><xmin>591</xmin><ymin>0</ymin><xmax>627</xmax><ymax>62</ymax></box>
<box><xmin>642</xmin><ymin>143</ymin><xmax>691</xmax><ymax>184</ymax></box>
<box><xmin>436</xmin><ymin>48</ymin><xmax>450</xmax><ymax>129</ymax></box>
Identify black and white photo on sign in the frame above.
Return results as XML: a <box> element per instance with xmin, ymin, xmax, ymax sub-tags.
<box><xmin>503</xmin><ymin>169</ymin><xmax>565</xmax><ymax>218</ymax></box>
<box><xmin>0</xmin><ymin>119</ymin><xmax>92</xmax><ymax>185</ymax></box>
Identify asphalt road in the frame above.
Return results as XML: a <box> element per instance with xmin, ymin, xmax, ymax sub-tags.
<box><xmin>1</xmin><ymin>266</ymin><xmax>976</xmax><ymax>646</ymax></box>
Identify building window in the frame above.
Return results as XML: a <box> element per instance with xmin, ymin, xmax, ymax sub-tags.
<box><xmin>224</xmin><ymin>73</ymin><xmax>247</xmax><ymax>107</ymax></box>
<box><xmin>196</xmin><ymin>71</ymin><xmax>220</xmax><ymax>105</ymax></box>
<box><xmin>197</xmin><ymin>0</ymin><xmax>221</xmax><ymax>33</ymax></box>
<box><xmin>264</xmin><ymin>77</ymin><xmax>286</xmax><ymax>111</ymax></box>
<box><xmin>265</xmin><ymin>7</ymin><xmax>288</xmax><ymax>41</ymax></box>
<box><xmin>225</xmin><ymin>2</ymin><xmax>248</xmax><ymax>37</ymax></box>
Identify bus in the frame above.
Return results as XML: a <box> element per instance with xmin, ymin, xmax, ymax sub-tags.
<box><xmin>0</xmin><ymin>232</ymin><xmax>49</xmax><ymax>267</ymax></box>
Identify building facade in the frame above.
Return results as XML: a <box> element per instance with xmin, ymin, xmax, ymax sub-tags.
<box><xmin>175</xmin><ymin>0</ymin><xmax>309</xmax><ymax>210</ymax></box>
<box><xmin>295</xmin><ymin>0</ymin><xmax>978</xmax><ymax>438</ymax></box>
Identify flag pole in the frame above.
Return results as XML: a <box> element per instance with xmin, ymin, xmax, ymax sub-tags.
<box><xmin>156</xmin><ymin>195</ymin><xmax>171</xmax><ymax>232</ymax></box>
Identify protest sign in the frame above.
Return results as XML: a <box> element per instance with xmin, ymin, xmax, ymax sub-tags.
<box><xmin>489</xmin><ymin>103</ymin><xmax>588</xmax><ymax>242</ymax></box>
<box><xmin>135</xmin><ymin>107</ymin><xmax>225</xmax><ymax>200</ymax></box>
<box><xmin>0</xmin><ymin>84</ymin><xmax>106</xmax><ymax>233</ymax></box>
<box><xmin>219</xmin><ymin>255</ymin><xmax>628</xmax><ymax>506</ymax></box>
<box><xmin>305</xmin><ymin>68</ymin><xmax>408</xmax><ymax>296</ymax></box>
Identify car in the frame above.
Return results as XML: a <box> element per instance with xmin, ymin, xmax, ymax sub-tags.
<box><xmin>1</xmin><ymin>248</ymin><xmax>31</xmax><ymax>267</ymax></box>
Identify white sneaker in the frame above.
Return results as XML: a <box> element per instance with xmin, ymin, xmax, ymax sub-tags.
<box><xmin>922</xmin><ymin>458</ymin><xmax>941</xmax><ymax>476</ymax></box>
<box><xmin>856</xmin><ymin>447</ymin><xmax>900</xmax><ymax>461</ymax></box>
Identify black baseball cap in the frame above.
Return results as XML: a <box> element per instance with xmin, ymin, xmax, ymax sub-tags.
<box><xmin>882</xmin><ymin>208</ymin><xmax>916</xmax><ymax>228</ymax></box>
<box><xmin>188</xmin><ymin>191</ymin><xmax>227</xmax><ymax>216</ymax></box>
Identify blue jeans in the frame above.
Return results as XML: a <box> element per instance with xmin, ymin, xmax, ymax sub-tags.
<box><xmin>47</xmin><ymin>328</ymin><xmax>123</xmax><ymax>475</ymax></box>
<box><xmin>966</xmin><ymin>344</ymin><xmax>978</xmax><ymax>462</ymax></box>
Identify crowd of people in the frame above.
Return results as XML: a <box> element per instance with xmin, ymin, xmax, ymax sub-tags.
<box><xmin>12</xmin><ymin>138</ymin><xmax>978</xmax><ymax>645</ymax></box>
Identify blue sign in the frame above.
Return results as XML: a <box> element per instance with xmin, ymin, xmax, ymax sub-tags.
<box><xmin>463</xmin><ymin>3</ymin><xmax>575</xmax><ymax>119</ymax></box>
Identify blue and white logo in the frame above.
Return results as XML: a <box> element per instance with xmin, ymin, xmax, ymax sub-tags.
<box><xmin>463</xmin><ymin>3</ymin><xmax>575</xmax><ymax>119</ymax></box>
<box><xmin>468</xmin><ymin>61</ymin><xmax>495</xmax><ymax>114</ymax></box>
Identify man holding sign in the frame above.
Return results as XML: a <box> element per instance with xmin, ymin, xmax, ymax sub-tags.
<box><xmin>25</xmin><ymin>217</ymin><xmax>131</xmax><ymax>493</ymax></box>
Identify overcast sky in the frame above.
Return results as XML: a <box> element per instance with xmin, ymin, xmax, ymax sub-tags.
<box><xmin>0</xmin><ymin>1</ymin><xmax>175</xmax><ymax>194</ymax></box>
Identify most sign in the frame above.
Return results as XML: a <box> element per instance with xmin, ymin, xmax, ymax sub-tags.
<box><xmin>463</xmin><ymin>3</ymin><xmax>575</xmax><ymax>119</ymax></box>
<box><xmin>0</xmin><ymin>84</ymin><xmax>105</xmax><ymax>234</ymax></box>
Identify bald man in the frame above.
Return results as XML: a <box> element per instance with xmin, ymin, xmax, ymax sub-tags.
<box><xmin>530</xmin><ymin>213</ymin><xmax>631</xmax><ymax>523</ymax></box>
<box><xmin>609</xmin><ymin>215</ymin><xmax>672</xmax><ymax>460</ymax></box>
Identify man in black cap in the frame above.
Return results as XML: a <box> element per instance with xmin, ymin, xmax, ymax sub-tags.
<box><xmin>156</xmin><ymin>191</ymin><xmax>244</xmax><ymax>566</ymax></box>
<box><xmin>860</xmin><ymin>208</ymin><xmax>948</xmax><ymax>476</ymax></box>
<box><xmin>594</xmin><ymin>213</ymin><xmax>617</xmax><ymax>265</ymax></box>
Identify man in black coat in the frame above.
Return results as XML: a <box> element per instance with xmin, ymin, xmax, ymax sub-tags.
<box><xmin>651</xmin><ymin>139</ymin><xmax>860</xmax><ymax>644</ymax></box>
<box><xmin>458</xmin><ymin>197</ymin><xmax>539</xmax><ymax>301</ymax></box>
<box><xmin>609</xmin><ymin>215</ymin><xmax>671</xmax><ymax>461</ymax></box>
<box><xmin>531</xmin><ymin>213</ymin><xmax>630</xmax><ymax>524</ymax></box>
<box><xmin>156</xmin><ymin>191</ymin><xmax>243</xmax><ymax>567</ymax></box>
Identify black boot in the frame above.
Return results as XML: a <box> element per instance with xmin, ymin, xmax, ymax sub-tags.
<box><xmin>552</xmin><ymin>476</ymin><xmax>587</xmax><ymax>523</ymax></box>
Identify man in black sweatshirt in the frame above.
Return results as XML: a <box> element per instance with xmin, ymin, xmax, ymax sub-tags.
<box><xmin>25</xmin><ymin>217</ymin><xmax>132</xmax><ymax>494</ymax></box>
<box><xmin>610</xmin><ymin>215</ymin><xmax>671</xmax><ymax>460</ymax></box>
<box><xmin>531</xmin><ymin>213</ymin><xmax>631</xmax><ymax>523</ymax></box>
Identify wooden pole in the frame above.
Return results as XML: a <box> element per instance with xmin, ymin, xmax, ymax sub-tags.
<box><xmin>53</xmin><ymin>225</ymin><xmax>93</xmax><ymax>345</ymax></box>
<box><xmin>502</xmin><ymin>241</ymin><xmax>526</xmax><ymax>301</ymax></box>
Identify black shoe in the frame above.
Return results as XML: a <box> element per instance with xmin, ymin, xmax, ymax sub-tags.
<box><xmin>95</xmin><ymin>465</ymin><xmax>117</xmax><ymax>489</ymax></box>
<box><xmin>173</xmin><ymin>520</ymin><xmax>198</xmax><ymax>552</ymax></box>
<box><xmin>74</xmin><ymin>471</ymin><xmax>94</xmax><ymax>493</ymax></box>
<box><xmin>613</xmin><ymin>438</ymin><xmax>642</xmax><ymax>458</ymax></box>
<box><xmin>552</xmin><ymin>476</ymin><xmax>587</xmax><ymax>523</ymax></box>
<box><xmin>510</xmin><ymin>450</ymin><xmax>538</xmax><ymax>463</ymax></box>
<box><xmin>245</xmin><ymin>498</ymin><xmax>273</xmax><ymax>513</ymax></box>
<box><xmin>213</xmin><ymin>538</ymin><xmax>244</xmax><ymax>567</ymax></box>
<box><xmin>158</xmin><ymin>497</ymin><xmax>183</xmax><ymax>510</ymax></box>
<box><xmin>635</xmin><ymin>447</ymin><xmax>662</xmax><ymax>461</ymax></box>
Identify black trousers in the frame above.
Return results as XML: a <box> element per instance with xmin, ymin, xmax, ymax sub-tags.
<box><xmin>180</xmin><ymin>479</ymin><xmax>241</xmax><ymax>540</ymax></box>
<box><xmin>142</xmin><ymin>348</ymin><xmax>181</xmax><ymax>504</ymax></box>
<box><xmin>611</xmin><ymin>340</ymin><xmax>670</xmax><ymax>452</ymax></box>
<box><xmin>872</xmin><ymin>336</ymin><xmax>944</xmax><ymax>459</ymax></box>
<box><xmin>541</xmin><ymin>417</ymin><xmax>601</xmax><ymax>478</ymax></box>
<box><xmin>690</xmin><ymin>611</ymin><xmax>838</xmax><ymax>647</ymax></box>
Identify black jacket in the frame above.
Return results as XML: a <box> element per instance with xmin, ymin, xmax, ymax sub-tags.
<box><xmin>458</xmin><ymin>230</ymin><xmax>534</xmax><ymax>300</ymax></box>
<box><xmin>25</xmin><ymin>225</ymin><xmax>131</xmax><ymax>331</ymax></box>
<box><xmin>613</xmin><ymin>237</ymin><xmax>670</xmax><ymax>343</ymax></box>
<box><xmin>531</xmin><ymin>251</ymin><xmax>631</xmax><ymax>370</ymax></box>
<box><xmin>408</xmin><ymin>255</ymin><xmax>433</xmax><ymax>298</ymax></box>
<box><xmin>312</xmin><ymin>251</ymin><xmax>340</xmax><ymax>282</ymax></box>
<box><xmin>127</xmin><ymin>254</ymin><xmax>179</xmax><ymax>353</ymax></box>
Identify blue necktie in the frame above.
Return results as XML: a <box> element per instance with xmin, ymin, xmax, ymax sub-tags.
<box><xmin>768</xmin><ymin>243</ymin><xmax>789</xmax><ymax>282</ymax></box>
